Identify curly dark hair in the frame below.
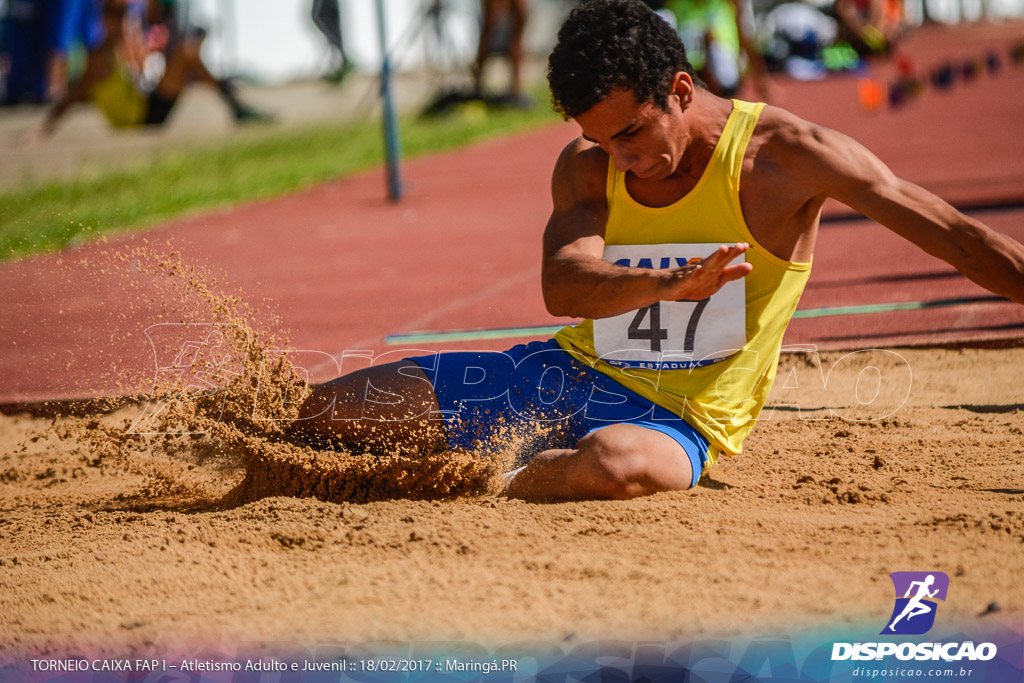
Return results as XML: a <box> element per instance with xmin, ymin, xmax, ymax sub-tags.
<box><xmin>547</xmin><ymin>0</ymin><xmax>700</xmax><ymax>120</ymax></box>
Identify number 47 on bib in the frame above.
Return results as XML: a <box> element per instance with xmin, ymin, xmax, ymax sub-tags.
<box><xmin>593</xmin><ymin>244</ymin><xmax>747</xmax><ymax>369</ymax></box>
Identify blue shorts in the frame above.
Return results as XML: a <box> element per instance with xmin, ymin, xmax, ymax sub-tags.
<box><xmin>408</xmin><ymin>339</ymin><xmax>711</xmax><ymax>487</ymax></box>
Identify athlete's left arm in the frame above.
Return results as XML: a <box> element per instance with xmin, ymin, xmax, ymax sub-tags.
<box><xmin>784</xmin><ymin>123</ymin><xmax>1024</xmax><ymax>305</ymax></box>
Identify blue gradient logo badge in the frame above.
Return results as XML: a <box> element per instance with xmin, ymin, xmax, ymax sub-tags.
<box><xmin>881</xmin><ymin>571</ymin><xmax>950</xmax><ymax>635</ymax></box>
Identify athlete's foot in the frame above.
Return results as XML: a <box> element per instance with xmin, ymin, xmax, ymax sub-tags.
<box><xmin>493</xmin><ymin>91</ymin><xmax>534</xmax><ymax>110</ymax></box>
<box><xmin>324</xmin><ymin>59</ymin><xmax>356</xmax><ymax>84</ymax></box>
<box><xmin>501</xmin><ymin>466</ymin><xmax>526</xmax><ymax>492</ymax></box>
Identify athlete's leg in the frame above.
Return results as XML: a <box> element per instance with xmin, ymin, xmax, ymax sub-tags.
<box><xmin>472</xmin><ymin>0</ymin><xmax>505</xmax><ymax>94</ymax></box>
<box><xmin>506</xmin><ymin>423</ymin><xmax>695</xmax><ymax>501</ymax></box>
<box><xmin>704</xmin><ymin>38</ymin><xmax>741</xmax><ymax>98</ymax></box>
<box><xmin>154</xmin><ymin>35</ymin><xmax>271</xmax><ymax>122</ymax></box>
<box><xmin>153</xmin><ymin>38</ymin><xmax>206</xmax><ymax>100</ymax></box>
<box><xmin>291</xmin><ymin>360</ymin><xmax>447</xmax><ymax>456</ymax></box>
<box><xmin>506</xmin><ymin>0</ymin><xmax>528</xmax><ymax>97</ymax></box>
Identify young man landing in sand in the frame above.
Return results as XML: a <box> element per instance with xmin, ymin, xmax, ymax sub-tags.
<box><xmin>294</xmin><ymin>0</ymin><xmax>1024</xmax><ymax>501</ymax></box>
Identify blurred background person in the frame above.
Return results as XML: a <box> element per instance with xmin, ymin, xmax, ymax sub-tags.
<box><xmin>49</xmin><ymin>0</ymin><xmax>105</xmax><ymax>101</ymax></box>
<box><xmin>833</xmin><ymin>0</ymin><xmax>904</xmax><ymax>56</ymax></box>
<box><xmin>35</xmin><ymin>0</ymin><xmax>271</xmax><ymax>137</ymax></box>
<box><xmin>663</xmin><ymin>0</ymin><xmax>772</xmax><ymax>99</ymax></box>
<box><xmin>472</xmin><ymin>0</ymin><xmax>531</xmax><ymax>107</ymax></box>
<box><xmin>1</xmin><ymin>0</ymin><xmax>52</xmax><ymax>104</ymax></box>
<box><xmin>759</xmin><ymin>0</ymin><xmax>856</xmax><ymax>79</ymax></box>
<box><xmin>310</xmin><ymin>0</ymin><xmax>355</xmax><ymax>84</ymax></box>
<box><xmin>1</xmin><ymin>0</ymin><xmax>104</xmax><ymax>105</ymax></box>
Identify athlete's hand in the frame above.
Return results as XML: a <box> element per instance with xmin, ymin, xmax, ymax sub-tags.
<box><xmin>661</xmin><ymin>243</ymin><xmax>753</xmax><ymax>301</ymax></box>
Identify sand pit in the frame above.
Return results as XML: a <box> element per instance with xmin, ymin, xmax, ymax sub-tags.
<box><xmin>1</xmin><ymin>341</ymin><xmax>1022</xmax><ymax>659</ymax></box>
<box><xmin>3</xmin><ymin>17</ymin><xmax>1023</xmax><ymax>679</ymax></box>
<box><xmin>0</xmin><ymin>249</ymin><xmax>1020</xmax><ymax>673</ymax></box>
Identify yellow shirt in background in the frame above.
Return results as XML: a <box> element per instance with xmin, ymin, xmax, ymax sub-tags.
<box><xmin>90</xmin><ymin>65</ymin><xmax>147</xmax><ymax>128</ymax></box>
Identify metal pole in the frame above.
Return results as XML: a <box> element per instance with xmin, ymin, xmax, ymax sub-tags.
<box><xmin>375</xmin><ymin>0</ymin><xmax>403</xmax><ymax>202</ymax></box>
<box><xmin>177</xmin><ymin>0</ymin><xmax>190</xmax><ymax>37</ymax></box>
<box><xmin>219</xmin><ymin>0</ymin><xmax>236</xmax><ymax>77</ymax></box>
<box><xmin>335</xmin><ymin>0</ymin><xmax>347</xmax><ymax>68</ymax></box>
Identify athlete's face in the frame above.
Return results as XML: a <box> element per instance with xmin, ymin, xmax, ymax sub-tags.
<box><xmin>574</xmin><ymin>74</ymin><xmax>693</xmax><ymax>180</ymax></box>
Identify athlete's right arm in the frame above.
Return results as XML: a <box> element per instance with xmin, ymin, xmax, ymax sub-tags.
<box><xmin>38</xmin><ymin>81</ymin><xmax>89</xmax><ymax>137</ymax></box>
<box><xmin>541</xmin><ymin>139</ymin><xmax>751</xmax><ymax>319</ymax></box>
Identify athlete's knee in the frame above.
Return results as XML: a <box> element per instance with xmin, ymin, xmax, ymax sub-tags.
<box><xmin>574</xmin><ymin>428</ymin><xmax>686</xmax><ymax>500</ymax></box>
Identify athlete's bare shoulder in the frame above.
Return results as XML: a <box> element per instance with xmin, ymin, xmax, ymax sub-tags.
<box><xmin>745</xmin><ymin>106</ymin><xmax>832</xmax><ymax>174</ymax></box>
<box><xmin>754</xmin><ymin>104</ymin><xmax>818</xmax><ymax>136</ymax></box>
<box><xmin>551</xmin><ymin>137</ymin><xmax>610</xmax><ymax>209</ymax></box>
<box><xmin>734</xmin><ymin>105</ymin><xmax>853</xmax><ymax>262</ymax></box>
<box><xmin>544</xmin><ymin>137</ymin><xmax>612</xmax><ymax>263</ymax></box>
<box><xmin>747</xmin><ymin>104</ymin><xmax>889</xmax><ymax>200</ymax></box>
<box><xmin>734</xmin><ymin>106</ymin><xmax>833</xmax><ymax>215</ymax></box>
<box><xmin>557</xmin><ymin>136</ymin><xmax>609</xmax><ymax>170</ymax></box>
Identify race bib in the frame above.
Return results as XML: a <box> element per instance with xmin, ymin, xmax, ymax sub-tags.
<box><xmin>593</xmin><ymin>243</ymin><xmax>746</xmax><ymax>369</ymax></box>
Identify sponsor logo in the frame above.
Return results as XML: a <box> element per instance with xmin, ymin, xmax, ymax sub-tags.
<box><xmin>830</xmin><ymin>572</ymin><xmax>997</xmax><ymax>663</ymax></box>
<box><xmin>882</xmin><ymin>571</ymin><xmax>949</xmax><ymax>635</ymax></box>
<box><xmin>831</xmin><ymin>641</ymin><xmax>997</xmax><ymax>662</ymax></box>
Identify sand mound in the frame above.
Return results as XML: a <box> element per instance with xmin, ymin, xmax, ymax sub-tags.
<box><xmin>18</xmin><ymin>250</ymin><xmax>511</xmax><ymax>508</ymax></box>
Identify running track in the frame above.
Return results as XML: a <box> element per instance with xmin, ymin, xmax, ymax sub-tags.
<box><xmin>1</xmin><ymin>22</ymin><xmax>1022</xmax><ymax>403</ymax></box>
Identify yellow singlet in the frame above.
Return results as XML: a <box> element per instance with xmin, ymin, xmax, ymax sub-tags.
<box><xmin>554</xmin><ymin>99</ymin><xmax>811</xmax><ymax>462</ymax></box>
<box><xmin>90</xmin><ymin>65</ymin><xmax>147</xmax><ymax>128</ymax></box>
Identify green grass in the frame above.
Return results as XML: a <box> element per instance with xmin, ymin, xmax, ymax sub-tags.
<box><xmin>0</xmin><ymin>100</ymin><xmax>560</xmax><ymax>261</ymax></box>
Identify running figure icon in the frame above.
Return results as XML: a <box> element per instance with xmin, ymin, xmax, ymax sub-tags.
<box><xmin>887</xmin><ymin>574</ymin><xmax>939</xmax><ymax>632</ymax></box>
<box><xmin>881</xmin><ymin>571</ymin><xmax>949</xmax><ymax>635</ymax></box>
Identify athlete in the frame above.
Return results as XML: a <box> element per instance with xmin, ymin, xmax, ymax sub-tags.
<box><xmin>887</xmin><ymin>575</ymin><xmax>938</xmax><ymax>631</ymax></box>
<box><xmin>666</xmin><ymin>0</ymin><xmax>771</xmax><ymax>99</ymax></box>
<box><xmin>34</xmin><ymin>0</ymin><xmax>270</xmax><ymax>138</ymax></box>
<box><xmin>473</xmin><ymin>0</ymin><xmax>531</xmax><ymax>107</ymax></box>
<box><xmin>293</xmin><ymin>0</ymin><xmax>1024</xmax><ymax>502</ymax></box>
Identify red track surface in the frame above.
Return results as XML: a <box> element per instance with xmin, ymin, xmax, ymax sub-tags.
<box><xmin>1</xmin><ymin>22</ymin><xmax>1023</xmax><ymax>403</ymax></box>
